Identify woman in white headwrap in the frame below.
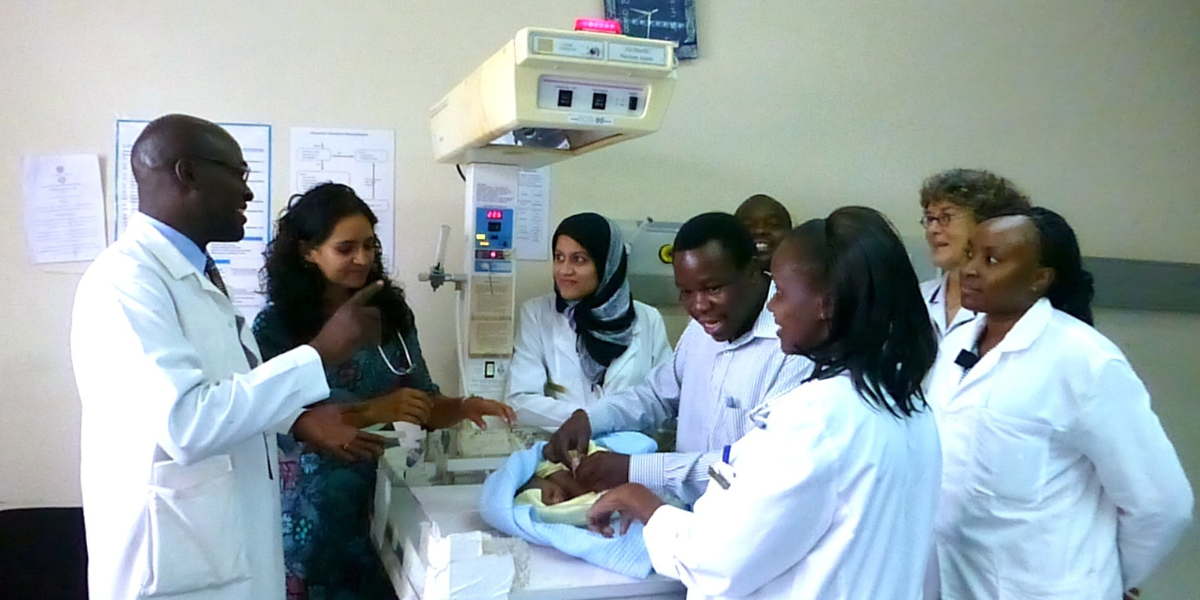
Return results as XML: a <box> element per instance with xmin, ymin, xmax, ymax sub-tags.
<box><xmin>505</xmin><ymin>213</ymin><xmax>673</xmax><ymax>431</ymax></box>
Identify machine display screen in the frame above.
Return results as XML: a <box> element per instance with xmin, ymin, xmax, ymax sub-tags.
<box><xmin>474</xmin><ymin>207</ymin><xmax>514</xmax><ymax>259</ymax></box>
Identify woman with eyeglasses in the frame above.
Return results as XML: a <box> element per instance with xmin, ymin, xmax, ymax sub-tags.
<box><xmin>918</xmin><ymin>169</ymin><xmax>1030</xmax><ymax>338</ymax></box>
<box><xmin>254</xmin><ymin>182</ymin><xmax>515</xmax><ymax>600</ymax></box>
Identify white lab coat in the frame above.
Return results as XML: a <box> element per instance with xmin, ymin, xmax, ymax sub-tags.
<box><xmin>505</xmin><ymin>294</ymin><xmax>672</xmax><ymax>430</ymax></box>
<box><xmin>642</xmin><ymin>373</ymin><xmax>942</xmax><ymax>600</ymax></box>
<box><xmin>71</xmin><ymin>215</ymin><xmax>332</xmax><ymax>600</ymax></box>
<box><xmin>926</xmin><ymin>298</ymin><xmax>1194</xmax><ymax>599</ymax></box>
<box><xmin>920</xmin><ymin>275</ymin><xmax>975</xmax><ymax>339</ymax></box>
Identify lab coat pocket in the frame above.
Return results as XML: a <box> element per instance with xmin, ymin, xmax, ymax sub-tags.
<box><xmin>140</xmin><ymin>455</ymin><xmax>251</xmax><ymax>596</ymax></box>
<box><xmin>999</xmin><ymin>574</ymin><xmax>1097</xmax><ymax>599</ymax></box>
<box><xmin>972</xmin><ymin>411</ymin><xmax>1053</xmax><ymax>504</ymax></box>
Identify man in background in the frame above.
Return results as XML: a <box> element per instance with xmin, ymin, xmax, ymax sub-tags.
<box><xmin>735</xmin><ymin>193</ymin><xmax>793</xmax><ymax>272</ymax></box>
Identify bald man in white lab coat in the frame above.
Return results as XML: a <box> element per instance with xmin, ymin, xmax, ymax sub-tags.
<box><xmin>72</xmin><ymin>114</ymin><xmax>386</xmax><ymax>600</ymax></box>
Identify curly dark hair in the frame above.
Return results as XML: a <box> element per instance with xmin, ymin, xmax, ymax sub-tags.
<box><xmin>261</xmin><ymin>182</ymin><xmax>412</xmax><ymax>347</ymax></box>
<box><xmin>919</xmin><ymin>168</ymin><xmax>1031</xmax><ymax>221</ymax></box>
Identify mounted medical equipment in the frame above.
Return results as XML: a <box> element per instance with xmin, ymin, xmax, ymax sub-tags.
<box><xmin>430</xmin><ymin>27</ymin><xmax>678</xmax><ymax>168</ymax></box>
<box><xmin>423</xmin><ymin>25</ymin><xmax>678</xmax><ymax>411</ymax></box>
<box><xmin>372</xmin><ymin>23</ymin><xmax>685</xmax><ymax>600</ymax></box>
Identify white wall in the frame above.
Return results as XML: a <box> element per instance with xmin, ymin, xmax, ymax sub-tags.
<box><xmin>1</xmin><ymin>0</ymin><xmax>1197</xmax><ymax>595</ymax></box>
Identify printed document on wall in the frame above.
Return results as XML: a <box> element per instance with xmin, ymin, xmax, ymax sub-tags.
<box><xmin>290</xmin><ymin>128</ymin><xmax>396</xmax><ymax>270</ymax></box>
<box><xmin>114</xmin><ymin>119</ymin><xmax>274</xmax><ymax>319</ymax></box>
<box><xmin>22</xmin><ymin>154</ymin><xmax>107</xmax><ymax>264</ymax></box>
<box><xmin>516</xmin><ymin>168</ymin><xmax>550</xmax><ymax>261</ymax></box>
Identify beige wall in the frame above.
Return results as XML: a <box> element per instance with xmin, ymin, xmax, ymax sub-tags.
<box><xmin>1094</xmin><ymin>310</ymin><xmax>1200</xmax><ymax>599</ymax></box>
<box><xmin>1</xmin><ymin>0</ymin><xmax>1197</xmax><ymax>595</ymax></box>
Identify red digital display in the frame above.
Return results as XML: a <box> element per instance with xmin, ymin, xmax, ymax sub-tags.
<box><xmin>486</xmin><ymin>210</ymin><xmax>504</xmax><ymax>220</ymax></box>
<box><xmin>575</xmin><ymin>18</ymin><xmax>622</xmax><ymax>35</ymax></box>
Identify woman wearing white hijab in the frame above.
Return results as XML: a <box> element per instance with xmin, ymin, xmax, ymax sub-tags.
<box><xmin>505</xmin><ymin>213</ymin><xmax>672</xmax><ymax>431</ymax></box>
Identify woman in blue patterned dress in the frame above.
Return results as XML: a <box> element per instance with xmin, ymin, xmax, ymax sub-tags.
<box><xmin>254</xmin><ymin>183</ymin><xmax>515</xmax><ymax>600</ymax></box>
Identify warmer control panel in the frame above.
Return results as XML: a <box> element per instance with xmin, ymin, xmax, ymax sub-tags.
<box><xmin>536</xmin><ymin>76</ymin><xmax>648</xmax><ymax>120</ymax></box>
<box><xmin>474</xmin><ymin>207</ymin><xmax>514</xmax><ymax>273</ymax></box>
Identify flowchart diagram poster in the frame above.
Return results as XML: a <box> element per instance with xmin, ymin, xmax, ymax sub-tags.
<box><xmin>290</xmin><ymin>127</ymin><xmax>397</xmax><ymax>270</ymax></box>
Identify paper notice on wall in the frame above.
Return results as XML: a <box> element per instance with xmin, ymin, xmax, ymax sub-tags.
<box><xmin>21</xmin><ymin>154</ymin><xmax>108</xmax><ymax>264</ymax></box>
<box><xmin>114</xmin><ymin>119</ymin><xmax>274</xmax><ymax>319</ymax></box>
<box><xmin>468</xmin><ymin>277</ymin><xmax>514</xmax><ymax>356</ymax></box>
<box><xmin>468</xmin><ymin>163</ymin><xmax>518</xmax><ymax>209</ymax></box>
<box><xmin>290</xmin><ymin>127</ymin><xmax>396</xmax><ymax>271</ymax></box>
<box><xmin>515</xmin><ymin>168</ymin><xmax>550</xmax><ymax>261</ymax></box>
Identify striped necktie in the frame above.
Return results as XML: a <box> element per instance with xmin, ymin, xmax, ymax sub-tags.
<box><xmin>203</xmin><ymin>256</ymin><xmax>259</xmax><ymax>368</ymax></box>
<box><xmin>204</xmin><ymin>256</ymin><xmax>229</xmax><ymax>297</ymax></box>
<box><xmin>204</xmin><ymin>255</ymin><xmax>270</xmax><ymax>480</ymax></box>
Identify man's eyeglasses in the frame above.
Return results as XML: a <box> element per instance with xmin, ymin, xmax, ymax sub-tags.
<box><xmin>192</xmin><ymin>156</ymin><xmax>252</xmax><ymax>183</ymax></box>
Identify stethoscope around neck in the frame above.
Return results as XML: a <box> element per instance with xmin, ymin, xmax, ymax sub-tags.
<box><xmin>378</xmin><ymin>330</ymin><xmax>413</xmax><ymax>376</ymax></box>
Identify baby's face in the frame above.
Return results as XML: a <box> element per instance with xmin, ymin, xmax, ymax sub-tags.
<box><xmin>521</xmin><ymin>471</ymin><xmax>591</xmax><ymax>505</ymax></box>
<box><xmin>540</xmin><ymin>479</ymin><xmax>569</xmax><ymax>505</ymax></box>
<box><xmin>545</xmin><ymin>471</ymin><xmax>588</xmax><ymax>501</ymax></box>
<box><xmin>522</xmin><ymin>477</ymin><xmax>573</xmax><ymax>505</ymax></box>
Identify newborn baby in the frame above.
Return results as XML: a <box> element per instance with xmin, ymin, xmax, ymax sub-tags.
<box><xmin>513</xmin><ymin>443</ymin><xmax>606</xmax><ymax>526</ymax></box>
